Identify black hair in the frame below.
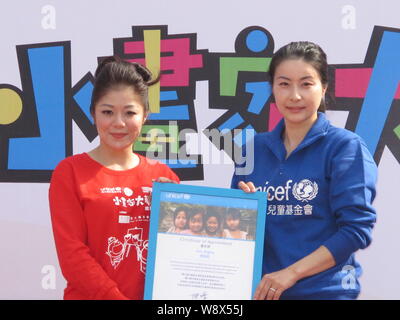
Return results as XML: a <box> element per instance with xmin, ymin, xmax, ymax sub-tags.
<box><xmin>225</xmin><ymin>208</ymin><xmax>241</xmax><ymax>220</ymax></box>
<box><xmin>268</xmin><ymin>41</ymin><xmax>329</xmax><ymax>112</ymax></box>
<box><xmin>205</xmin><ymin>210</ymin><xmax>222</xmax><ymax>225</ymax></box>
<box><xmin>90</xmin><ymin>56</ymin><xmax>160</xmax><ymax>115</ymax></box>
<box><xmin>188</xmin><ymin>207</ymin><xmax>205</xmax><ymax>221</ymax></box>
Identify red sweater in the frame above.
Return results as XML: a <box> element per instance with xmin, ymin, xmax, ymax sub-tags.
<box><xmin>49</xmin><ymin>153</ymin><xmax>179</xmax><ymax>300</ymax></box>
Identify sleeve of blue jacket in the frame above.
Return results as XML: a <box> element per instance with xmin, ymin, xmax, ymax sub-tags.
<box><xmin>323</xmin><ymin>136</ymin><xmax>377</xmax><ymax>264</ymax></box>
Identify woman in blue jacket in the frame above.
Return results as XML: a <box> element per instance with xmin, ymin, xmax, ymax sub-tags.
<box><xmin>232</xmin><ymin>41</ymin><xmax>377</xmax><ymax>300</ymax></box>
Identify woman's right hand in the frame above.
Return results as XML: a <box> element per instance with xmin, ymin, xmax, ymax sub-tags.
<box><xmin>238</xmin><ymin>181</ymin><xmax>257</xmax><ymax>193</ymax></box>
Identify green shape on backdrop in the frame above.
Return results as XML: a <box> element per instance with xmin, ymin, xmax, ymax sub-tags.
<box><xmin>219</xmin><ymin>57</ymin><xmax>271</xmax><ymax>96</ymax></box>
<box><xmin>134</xmin><ymin>124</ymin><xmax>179</xmax><ymax>153</ymax></box>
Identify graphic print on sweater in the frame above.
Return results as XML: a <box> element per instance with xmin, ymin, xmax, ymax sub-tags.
<box><xmin>257</xmin><ymin>179</ymin><xmax>319</xmax><ymax>216</ymax></box>
<box><xmin>103</xmin><ymin>185</ymin><xmax>152</xmax><ymax>273</ymax></box>
<box><xmin>106</xmin><ymin>227</ymin><xmax>148</xmax><ymax>273</ymax></box>
<box><xmin>292</xmin><ymin>179</ymin><xmax>319</xmax><ymax>202</ymax></box>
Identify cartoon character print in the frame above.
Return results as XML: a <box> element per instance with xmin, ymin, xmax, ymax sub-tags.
<box><xmin>106</xmin><ymin>227</ymin><xmax>149</xmax><ymax>273</ymax></box>
<box><xmin>105</xmin><ymin>186</ymin><xmax>152</xmax><ymax>272</ymax></box>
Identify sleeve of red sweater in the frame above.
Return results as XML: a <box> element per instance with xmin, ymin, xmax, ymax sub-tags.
<box><xmin>49</xmin><ymin>159</ymin><xmax>128</xmax><ymax>300</ymax></box>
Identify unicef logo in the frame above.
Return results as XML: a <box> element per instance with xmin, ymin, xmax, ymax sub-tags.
<box><xmin>292</xmin><ymin>179</ymin><xmax>318</xmax><ymax>202</ymax></box>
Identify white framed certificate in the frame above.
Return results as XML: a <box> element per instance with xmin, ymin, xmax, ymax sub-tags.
<box><xmin>144</xmin><ymin>183</ymin><xmax>267</xmax><ymax>300</ymax></box>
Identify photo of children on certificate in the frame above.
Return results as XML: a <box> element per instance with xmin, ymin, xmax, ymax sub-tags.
<box><xmin>144</xmin><ymin>184</ymin><xmax>266</xmax><ymax>301</ymax></box>
<box><xmin>159</xmin><ymin>204</ymin><xmax>256</xmax><ymax>241</ymax></box>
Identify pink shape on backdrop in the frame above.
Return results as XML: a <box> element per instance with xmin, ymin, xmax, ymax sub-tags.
<box><xmin>335</xmin><ymin>68</ymin><xmax>400</xmax><ymax>99</ymax></box>
<box><xmin>124</xmin><ymin>38</ymin><xmax>203</xmax><ymax>87</ymax></box>
<box><xmin>269</xmin><ymin>103</ymin><xmax>282</xmax><ymax>131</ymax></box>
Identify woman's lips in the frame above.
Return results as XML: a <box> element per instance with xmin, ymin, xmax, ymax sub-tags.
<box><xmin>110</xmin><ymin>133</ymin><xmax>128</xmax><ymax>139</ymax></box>
<box><xmin>286</xmin><ymin>106</ymin><xmax>306</xmax><ymax>113</ymax></box>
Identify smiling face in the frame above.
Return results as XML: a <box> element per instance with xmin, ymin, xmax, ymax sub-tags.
<box><xmin>272</xmin><ymin>58</ymin><xmax>327</xmax><ymax>128</ymax></box>
<box><xmin>92</xmin><ymin>85</ymin><xmax>147</xmax><ymax>152</ymax></box>
<box><xmin>206</xmin><ymin>216</ymin><xmax>219</xmax><ymax>234</ymax></box>
<box><xmin>189</xmin><ymin>213</ymin><xmax>203</xmax><ymax>233</ymax></box>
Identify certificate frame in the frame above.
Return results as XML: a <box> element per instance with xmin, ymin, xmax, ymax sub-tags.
<box><xmin>144</xmin><ymin>182</ymin><xmax>267</xmax><ymax>300</ymax></box>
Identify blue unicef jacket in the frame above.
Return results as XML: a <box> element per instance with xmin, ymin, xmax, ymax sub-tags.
<box><xmin>231</xmin><ymin>113</ymin><xmax>377</xmax><ymax>299</ymax></box>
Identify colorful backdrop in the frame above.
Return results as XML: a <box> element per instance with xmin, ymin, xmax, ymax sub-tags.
<box><xmin>1</xmin><ymin>0</ymin><xmax>399</xmax><ymax>299</ymax></box>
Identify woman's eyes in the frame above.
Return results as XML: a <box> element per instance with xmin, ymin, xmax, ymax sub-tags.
<box><xmin>278</xmin><ymin>82</ymin><xmax>314</xmax><ymax>87</ymax></box>
<box><xmin>101</xmin><ymin>110</ymin><xmax>137</xmax><ymax>116</ymax></box>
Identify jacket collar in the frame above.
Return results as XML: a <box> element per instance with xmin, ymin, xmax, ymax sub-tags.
<box><xmin>265</xmin><ymin>112</ymin><xmax>330</xmax><ymax>160</ymax></box>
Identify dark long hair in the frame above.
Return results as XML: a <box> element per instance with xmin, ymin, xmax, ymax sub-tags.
<box><xmin>226</xmin><ymin>208</ymin><xmax>241</xmax><ymax>220</ymax></box>
<box><xmin>90</xmin><ymin>56</ymin><xmax>159</xmax><ymax>115</ymax></box>
<box><xmin>268</xmin><ymin>41</ymin><xmax>329</xmax><ymax>112</ymax></box>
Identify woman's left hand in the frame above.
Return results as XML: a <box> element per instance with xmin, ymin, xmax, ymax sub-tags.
<box><xmin>253</xmin><ymin>267</ymin><xmax>299</xmax><ymax>300</ymax></box>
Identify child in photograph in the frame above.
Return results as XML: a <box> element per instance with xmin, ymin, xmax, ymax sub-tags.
<box><xmin>204</xmin><ymin>210</ymin><xmax>223</xmax><ymax>238</ymax></box>
<box><xmin>180</xmin><ymin>207</ymin><xmax>205</xmax><ymax>236</ymax></box>
<box><xmin>167</xmin><ymin>206</ymin><xmax>188</xmax><ymax>233</ymax></box>
<box><xmin>223</xmin><ymin>208</ymin><xmax>248</xmax><ymax>240</ymax></box>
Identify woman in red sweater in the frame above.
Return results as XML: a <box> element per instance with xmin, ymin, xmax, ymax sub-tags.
<box><xmin>49</xmin><ymin>57</ymin><xmax>179</xmax><ymax>300</ymax></box>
